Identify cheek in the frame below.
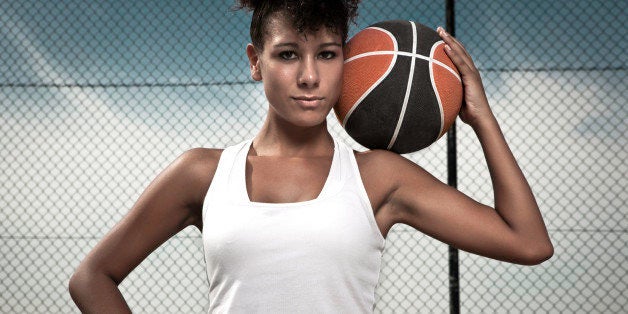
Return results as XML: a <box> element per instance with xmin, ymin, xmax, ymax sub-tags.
<box><xmin>335</xmin><ymin>64</ymin><xmax>344</xmax><ymax>86</ymax></box>
<box><xmin>263</xmin><ymin>64</ymin><xmax>293</xmax><ymax>91</ymax></box>
<box><xmin>326</xmin><ymin>62</ymin><xmax>344</xmax><ymax>97</ymax></box>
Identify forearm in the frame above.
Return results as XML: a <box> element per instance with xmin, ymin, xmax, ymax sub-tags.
<box><xmin>472</xmin><ymin>112</ymin><xmax>553</xmax><ymax>257</ymax></box>
<box><xmin>69</xmin><ymin>270</ymin><xmax>132</xmax><ymax>314</ymax></box>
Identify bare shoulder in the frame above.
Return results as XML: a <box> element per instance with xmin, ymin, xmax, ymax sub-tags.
<box><xmin>174</xmin><ymin>147</ymin><xmax>224</xmax><ymax>195</ymax></box>
<box><xmin>158</xmin><ymin>147</ymin><xmax>225</xmax><ymax>216</ymax></box>
<box><xmin>352</xmin><ymin>149</ymin><xmax>438</xmax><ymax>236</ymax></box>
<box><xmin>354</xmin><ymin>148</ymin><xmax>411</xmax><ymax>167</ymax></box>
<box><xmin>354</xmin><ymin>149</ymin><xmax>432</xmax><ymax>183</ymax></box>
<box><xmin>354</xmin><ymin>149</ymin><xmax>446</xmax><ymax>201</ymax></box>
<box><xmin>177</xmin><ymin>147</ymin><xmax>223</xmax><ymax>175</ymax></box>
<box><xmin>353</xmin><ymin>149</ymin><xmax>432</xmax><ymax>211</ymax></box>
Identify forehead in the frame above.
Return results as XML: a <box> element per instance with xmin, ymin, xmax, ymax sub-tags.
<box><xmin>263</xmin><ymin>12</ymin><xmax>342</xmax><ymax>48</ymax></box>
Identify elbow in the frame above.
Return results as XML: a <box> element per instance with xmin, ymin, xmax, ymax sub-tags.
<box><xmin>68</xmin><ymin>266</ymin><xmax>102</xmax><ymax>306</ymax></box>
<box><xmin>69</xmin><ymin>267</ymin><xmax>129</xmax><ymax>312</ymax></box>
<box><xmin>68</xmin><ymin>269</ymin><xmax>87</xmax><ymax>302</ymax></box>
<box><xmin>518</xmin><ymin>240</ymin><xmax>554</xmax><ymax>265</ymax></box>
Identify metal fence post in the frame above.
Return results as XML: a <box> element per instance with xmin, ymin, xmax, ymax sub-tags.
<box><xmin>445</xmin><ymin>1</ymin><xmax>460</xmax><ymax>313</ymax></box>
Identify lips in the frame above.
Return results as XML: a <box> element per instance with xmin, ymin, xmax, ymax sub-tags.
<box><xmin>293</xmin><ymin>96</ymin><xmax>323</xmax><ymax>101</ymax></box>
<box><xmin>292</xmin><ymin>96</ymin><xmax>324</xmax><ymax>108</ymax></box>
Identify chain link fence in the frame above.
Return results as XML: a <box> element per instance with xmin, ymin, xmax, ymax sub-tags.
<box><xmin>456</xmin><ymin>1</ymin><xmax>626</xmax><ymax>312</ymax></box>
<box><xmin>1</xmin><ymin>0</ymin><xmax>625</xmax><ymax>313</ymax></box>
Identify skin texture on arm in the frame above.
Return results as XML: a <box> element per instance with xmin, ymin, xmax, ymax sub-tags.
<box><xmin>358</xmin><ymin>28</ymin><xmax>553</xmax><ymax>265</ymax></box>
<box><xmin>68</xmin><ymin>148</ymin><xmax>221</xmax><ymax>312</ymax></box>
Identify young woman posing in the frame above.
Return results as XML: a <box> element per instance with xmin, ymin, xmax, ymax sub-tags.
<box><xmin>69</xmin><ymin>0</ymin><xmax>553</xmax><ymax>312</ymax></box>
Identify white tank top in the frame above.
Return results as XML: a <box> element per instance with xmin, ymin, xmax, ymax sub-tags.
<box><xmin>202</xmin><ymin>138</ymin><xmax>386</xmax><ymax>313</ymax></box>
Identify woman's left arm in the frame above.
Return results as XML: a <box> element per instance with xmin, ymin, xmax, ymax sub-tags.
<box><xmin>383</xmin><ymin>28</ymin><xmax>553</xmax><ymax>265</ymax></box>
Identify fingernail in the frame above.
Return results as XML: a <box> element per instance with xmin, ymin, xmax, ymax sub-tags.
<box><xmin>445</xmin><ymin>44</ymin><xmax>452</xmax><ymax>51</ymax></box>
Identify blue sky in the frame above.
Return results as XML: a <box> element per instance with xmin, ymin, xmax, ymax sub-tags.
<box><xmin>1</xmin><ymin>0</ymin><xmax>624</xmax><ymax>88</ymax></box>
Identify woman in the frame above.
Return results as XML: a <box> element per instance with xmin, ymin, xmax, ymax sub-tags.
<box><xmin>69</xmin><ymin>0</ymin><xmax>553</xmax><ymax>312</ymax></box>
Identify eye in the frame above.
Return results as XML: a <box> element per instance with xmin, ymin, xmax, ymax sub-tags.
<box><xmin>319</xmin><ymin>51</ymin><xmax>337</xmax><ymax>60</ymax></box>
<box><xmin>279</xmin><ymin>51</ymin><xmax>297</xmax><ymax>60</ymax></box>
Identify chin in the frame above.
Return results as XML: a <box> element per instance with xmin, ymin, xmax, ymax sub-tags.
<box><xmin>294</xmin><ymin>117</ymin><xmax>328</xmax><ymax>128</ymax></box>
<box><xmin>291</xmin><ymin>111</ymin><xmax>330</xmax><ymax>128</ymax></box>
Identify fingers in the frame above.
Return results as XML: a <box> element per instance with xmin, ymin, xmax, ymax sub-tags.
<box><xmin>436</xmin><ymin>27</ymin><xmax>477</xmax><ymax>71</ymax></box>
<box><xmin>436</xmin><ymin>27</ymin><xmax>471</xmax><ymax>59</ymax></box>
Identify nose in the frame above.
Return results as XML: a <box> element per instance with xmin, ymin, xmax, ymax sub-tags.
<box><xmin>297</xmin><ymin>57</ymin><xmax>320</xmax><ymax>88</ymax></box>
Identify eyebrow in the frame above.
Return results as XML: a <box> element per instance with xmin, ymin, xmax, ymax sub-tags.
<box><xmin>272</xmin><ymin>42</ymin><xmax>342</xmax><ymax>49</ymax></box>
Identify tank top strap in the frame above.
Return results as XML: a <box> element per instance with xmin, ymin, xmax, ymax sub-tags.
<box><xmin>311</xmin><ymin>137</ymin><xmax>342</xmax><ymax>199</ymax></box>
<box><xmin>335</xmin><ymin>139</ymin><xmax>364</xmax><ymax>182</ymax></box>
<box><xmin>202</xmin><ymin>140</ymin><xmax>251</xmax><ymax>218</ymax></box>
<box><xmin>341</xmin><ymin>142</ymin><xmax>386</xmax><ymax>245</ymax></box>
<box><xmin>228</xmin><ymin>139</ymin><xmax>253</xmax><ymax>201</ymax></box>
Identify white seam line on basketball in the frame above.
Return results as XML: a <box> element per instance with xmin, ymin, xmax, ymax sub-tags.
<box><xmin>345</xmin><ymin>50</ymin><xmax>461</xmax><ymax>82</ymax></box>
<box><xmin>387</xmin><ymin>21</ymin><xmax>417</xmax><ymax>150</ymax></box>
<box><xmin>430</xmin><ymin>40</ymin><xmax>446</xmax><ymax>139</ymax></box>
<box><xmin>342</xmin><ymin>27</ymin><xmax>398</xmax><ymax>127</ymax></box>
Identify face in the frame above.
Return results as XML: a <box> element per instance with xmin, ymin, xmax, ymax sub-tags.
<box><xmin>246</xmin><ymin>13</ymin><xmax>344</xmax><ymax>128</ymax></box>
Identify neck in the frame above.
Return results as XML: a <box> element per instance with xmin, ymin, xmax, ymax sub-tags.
<box><xmin>252</xmin><ymin>114</ymin><xmax>334</xmax><ymax>157</ymax></box>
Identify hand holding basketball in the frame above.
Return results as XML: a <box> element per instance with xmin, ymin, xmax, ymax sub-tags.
<box><xmin>436</xmin><ymin>27</ymin><xmax>493</xmax><ymax>128</ymax></box>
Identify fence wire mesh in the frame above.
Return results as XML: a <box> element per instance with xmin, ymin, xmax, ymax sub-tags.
<box><xmin>456</xmin><ymin>1</ymin><xmax>626</xmax><ymax>313</ymax></box>
<box><xmin>0</xmin><ymin>0</ymin><xmax>625</xmax><ymax>313</ymax></box>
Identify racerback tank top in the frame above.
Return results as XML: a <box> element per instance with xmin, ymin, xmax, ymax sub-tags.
<box><xmin>202</xmin><ymin>138</ymin><xmax>386</xmax><ymax>313</ymax></box>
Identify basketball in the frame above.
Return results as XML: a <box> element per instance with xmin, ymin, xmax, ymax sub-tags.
<box><xmin>334</xmin><ymin>20</ymin><xmax>463</xmax><ymax>154</ymax></box>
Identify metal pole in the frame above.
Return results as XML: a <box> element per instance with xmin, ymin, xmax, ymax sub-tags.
<box><xmin>445</xmin><ymin>0</ymin><xmax>460</xmax><ymax>313</ymax></box>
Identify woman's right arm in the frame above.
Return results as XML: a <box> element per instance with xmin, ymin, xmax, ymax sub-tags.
<box><xmin>68</xmin><ymin>148</ymin><xmax>221</xmax><ymax>313</ymax></box>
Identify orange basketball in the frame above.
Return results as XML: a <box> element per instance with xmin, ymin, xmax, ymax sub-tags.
<box><xmin>334</xmin><ymin>20</ymin><xmax>463</xmax><ymax>153</ymax></box>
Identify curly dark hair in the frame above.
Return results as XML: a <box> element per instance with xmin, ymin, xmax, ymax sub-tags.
<box><xmin>235</xmin><ymin>0</ymin><xmax>360</xmax><ymax>50</ymax></box>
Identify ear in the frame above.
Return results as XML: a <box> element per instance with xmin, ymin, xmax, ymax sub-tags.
<box><xmin>246</xmin><ymin>43</ymin><xmax>262</xmax><ymax>81</ymax></box>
